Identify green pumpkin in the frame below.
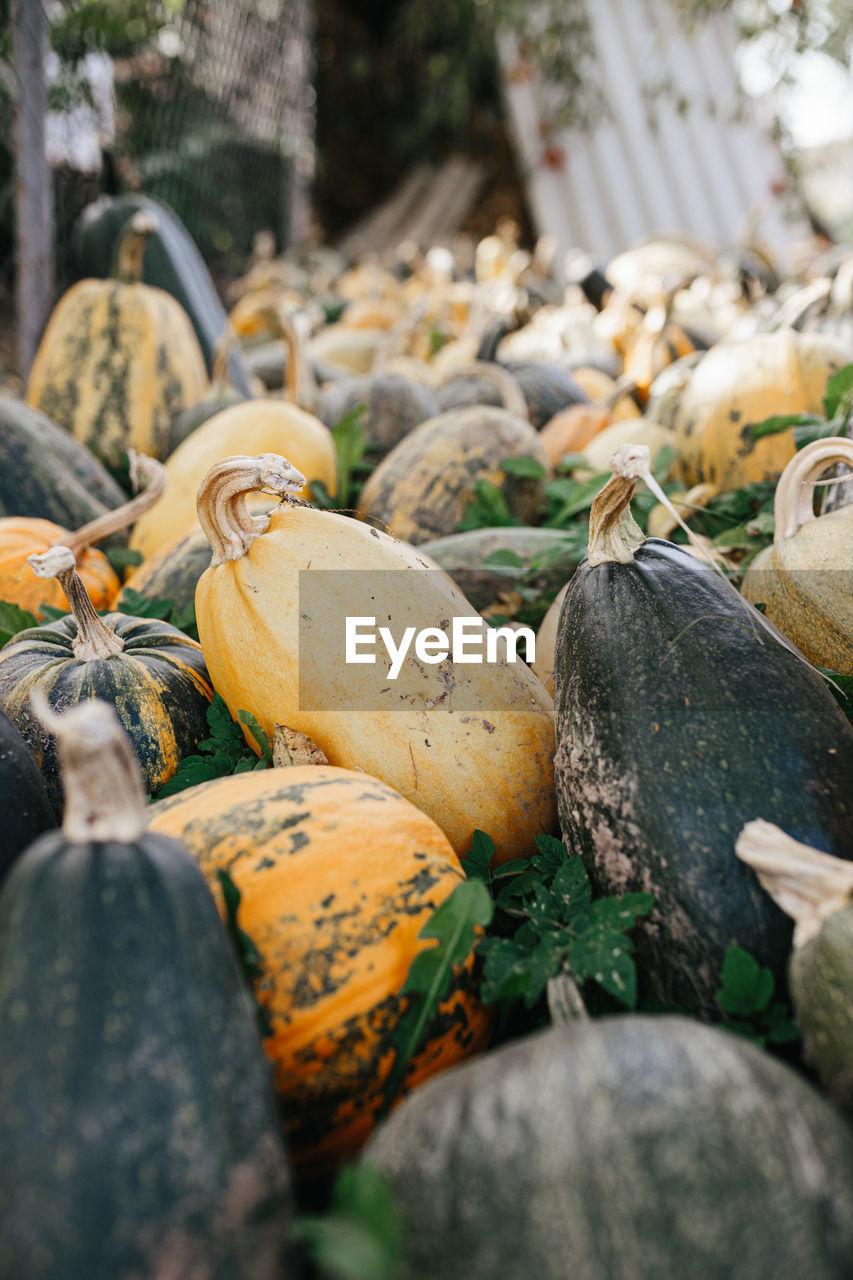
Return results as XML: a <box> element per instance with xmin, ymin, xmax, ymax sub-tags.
<box><xmin>0</xmin><ymin>547</ymin><xmax>211</xmax><ymax>813</ymax></box>
<box><xmin>0</xmin><ymin>705</ymin><xmax>55</xmax><ymax>886</ymax></box>
<box><xmin>365</xmin><ymin>1015</ymin><xmax>853</xmax><ymax>1280</ymax></box>
<box><xmin>0</xmin><ymin>698</ymin><xmax>294</xmax><ymax>1278</ymax></box>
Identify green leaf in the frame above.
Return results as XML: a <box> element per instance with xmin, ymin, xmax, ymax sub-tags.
<box><xmin>153</xmin><ymin>693</ymin><xmax>259</xmax><ymax>798</ymax></box>
<box><xmin>750</xmin><ymin>413</ymin><xmax>823</xmax><ymax>441</ymax></box>
<box><xmin>37</xmin><ymin>605</ymin><xmax>69</xmax><ymax>622</ymax></box>
<box><xmin>548</xmin><ymin>856</ymin><xmax>593</xmax><ymax>923</ymax></box>
<box><xmin>117</xmin><ymin>586</ymin><xmax>172</xmax><ymax>621</ymax></box>
<box><xmin>309</xmin><ymin>478</ymin><xmax>336</xmax><ymax>510</ymax></box>
<box><xmin>500</xmin><ymin>456</ymin><xmax>547</xmax><ymax>479</ymax></box>
<box><xmin>104</xmin><ymin>546</ymin><xmax>144</xmax><ymax>575</ymax></box>
<box><xmin>379</xmin><ymin>879</ymin><xmax>494</xmax><ymax>1118</ymax></box>
<box><xmin>461</xmin><ymin>828</ymin><xmax>496</xmax><ymax>883</ymax></box>
<box><xmin>480</xmin><ymin>548</ymin><xmax>525</xmax><ymax>569</ymax></box>
<box><xmin>458</xmin><ymin>479</ymin><xmax>518</xmax><ymax>531</ymax></box>
<box><xmin>823</xmin><ymin>363</ymin><xmax>853</xmax><ymax>420</ymax></box>
<box><xmin>0</xmin><ymin>600</ymin><xmax>39</xmax><ymax>648</ymax></box>
<box><xmin>237</xmin><ymin>710</ymin><xmax>273</xmax><ymax>766</ymax></box>
<box><xmin>819</xmin><ymin>667</ymin><xmax>853</xmax><ymax>721</ymax></box>
<box><xmin>716</xmin><ymin>945</ymin><xmax>774</xmax><ymax>1017</ymax></box>
<box><xmin>291</xmin><ymin>1164</ymin><xmax>401</xmax><ymax>1280</ymax></box>
<box><xmin>793</xmin><ymin>420</ymin><xmax>842</xmax><ymax>450</ymax></box>
<box><xmin>544</xmin><ymin>473</ymin><xmax>608</xmax><ymax>524</ymax></box>
<box><xmin>569</xmin><ymin>925</ymin><xmax>640</xmax><ymax>1007</ymax></box>
<box><xmin>333</xmin><ymin>405</ymin><xmax>367</xmax><ymax>509</ymax></box>
<box><xmin>216</xmin><ymin>869</ymin><xmax>271</xmax><ymax>1038</ymax></box>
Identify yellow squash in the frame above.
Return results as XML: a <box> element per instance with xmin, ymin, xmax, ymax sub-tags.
<box><xmin>25</xmin><ymin>212</ymin><xmax>208</xmax><ymax>469</ymax></box>
<box><xmin>193</xmin><ymin>454</ymin><xmax>556</xmax><ymax>864</ymax></box>
<box><xmin>741</xmin><ymin>438</ymin><xmax>853</xmax><ymax>674</ymax></box>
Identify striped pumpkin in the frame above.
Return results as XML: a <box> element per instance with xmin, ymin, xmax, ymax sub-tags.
<box><xmin>0</xmin><ymin>548</ymin><xmax>211</xmax><ymax>813</ymax></box>
<box><xmin>147</xmin><ymin>766</ymin><xmax>493</xmax><ymax>1177</ymax></box>
<box><xmin>25</xmin><ymin>211</ymin><xmax>208</xmax><ymax>470</ymax></box>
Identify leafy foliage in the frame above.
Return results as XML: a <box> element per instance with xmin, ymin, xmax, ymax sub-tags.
<box><xmin>466</xmin><ymin>831</ymin><xmax>654</xmax><ymax>1012</ymax></box>
<box><xmin>715</xmin><ymin>945</ymin><xmax>799</xmax><ymax>1048</ymax></box>
<box><xmin>457</xmin><ymin>479</ymin><xmax>519</xmax><ymax>531</ymax></box>
<box><xmin>379</xmin><ymin>878</ymin><xmax>494</xmax><ymax>1119</ymax></box>
<box><xmin>311</xmin><ymin>406</ymin><xmax>378</xmax><ymax>512</ymax></box>
<box><xmin>0</xmin><ymin>600</ymin><xmax>39</xmax><ymax>648</ymax></box>
<box><xmin>291</xmin><ymin>1164</ymin><xmax>402</xmax><ymax>1280</ymax></box>
<box><xmin>217</xmin><ymin>869</ymin><xmax>272</xmax><ymax>1039</ymax></box>
<box><xmin>820</xmin><ymin>666</ymin><xmax>853</xmax><ymax>722</ymax></box>
<box><xmin>104</xmin><ymin>546</ymin><xmax>144</xmax><ymax>577</ymax></box>
<box><xmin>154</xmin><ymin>693</ymin><xmax>270</xmax><ymax>798</ymax></box>
<box><xmin>117</xmin><ymin>586</ymin><xmax>199</xmax><ymax>642</ymax></box>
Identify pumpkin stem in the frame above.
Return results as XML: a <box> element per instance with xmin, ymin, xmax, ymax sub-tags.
<box><xmin>196</xmin><ymin>454</ymin><xmax>307</xmax><ymax>566</ymax></box>
<box><xmin>210</xmin><ymin>323</ymin><xmax>238</xmax><ymax>392</ymax></box>
<box><xmin>736</xmin><ymin>819</ymin><xmax>853</xmax><ymax>949</ymax></box>
<box><xmin>438</xmin><ymin>360</ymin><xmax>529</xmax><ymax>422</ymax></box>
<box><xmin>27</xmin><ymin>545</ymin><xmax>126</xmax><ymax>661</ymax></box>
<box><xmin>30</xmin><ymin>691</ymin><xmax>148</xmax><ymax>843</ymax></box>
<box><xmin>112</xmin><ymin>209</ymin><xmax>159</xmax><ymax>285</ymax></box>
<box><xmin>773</xmin><ymin>437</ymin><xmax>853</xmax><ymax>541</ymax></box>
<box><xmin>62</xmin><ymin>451</ymin><xmax>166</xmax><ymax>558</ymax></box>
<box><xmin>586</xmin><ymin>446</ymin><xmax>646</xmax><ymax>567</ymax></box>
<box><xmin>547</xmin><ymin>971</ymin><xmax>589</xmax><ymax>1024</ymax></box>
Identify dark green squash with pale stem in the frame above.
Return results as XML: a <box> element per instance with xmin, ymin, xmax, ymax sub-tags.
<box><xmin>364</xmin><ymin>1015</ymin><xmax>853</xmax><ymax>1280</ymax></box>
<box><xmin>553</xmin><ymin>445</ymin><xmax>853</xmax><ymax>1018</ymax></box>
<box><xmin>737</xmin><ymin>819</ymin><xmax>853</xmax><ymax>1117</ymax></box>
<box><xmin>0</xmin><ymin>697</ymin><xmax>294</xmax><ymax>1278</ymax></box>
<box><xmin>0</xmin><ymin>546</ymin><xmax>212</xmax><ymax>814</ymax></box>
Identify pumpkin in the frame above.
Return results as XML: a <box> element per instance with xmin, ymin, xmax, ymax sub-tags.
<box><xmin>420</xmin><ymin>528</ymin><xmax>580</xmax><ymax>613</ymax></box>
<box><xmin>357</xmin><ymin>401</ymin><xmax>550</xmax><ymax>546</ymax></box>
<box><xmin>128</xmin><ymin>343</ymin><xmax>336</xmax><ymax>561</ymax></box>
<box><xmin>737</xmin><ymin>819</ymin><xmax>853</xmax><ymax>1119</ymax></box>
<box><xmin>538</xmin><ymin>377</ymin><xmax>639</xmax><ymax>465</ymax></box>
<box><xmin>671</xmin><ymin>329</ymin><xmax>853</xmax><ymax>490</ymax></box>
<box><xmin>0</xmin><ymin>393</ymin><xmax>127</xmax><ymax>526</ymax></box>
<box><xmin>0</xmin><ymin>705</ymin><xmax>55</xmax><ymax>886</ymax></box>
<box><xmin>165</xmin><ymin>324</ymin><xmax>246</xmax><ymax>457</ymax></box>
<box><xmin>75</xmin><ymin>191</ymin><xmax>253</xmax><ymax>393</ymax></box>
<box><xmin>0</xmin><ymin>452</ymin><xmax>165</xmax><ymax>618</ymax></box>
<box><xmin>27</xmin><ymin>211</ymin><xmax>209</xmax><ymax>469</ymax></box>
<box><xmin>434</xmin><ymin>360</ymin><xmax>530</xmax><ymax>421</ymax></box>
<box><xmin>621</xmin><ymin>303</ymin><xmax>708</xmax><ymax>405</ymax></box>
<box><xmin>193</xmin><ymin>454</ymin><xmax>555</xmax><ymax>864</ymax></box>
<box><xmin>318</xmin><ymin>372</ymin><xmax>439</xmax><ymax>457</ymax></box>
<box><xmin>470</xmin><ymin>355</ymin><xmax>590</xmax><ymax>430</ymax></box>
<box><xmin>567</xmin><ymin>365</ymin><xmax>641</xmax><ymax>415</ymax></box>
<box><xmin>147</xmin><ymin>766</ymin><xmax>492</xmax><ymax>1176</ymax></box>
<box><xmin>530</xmin><ymin>583</ymin><xmax>568</xmax><ymax>696</ymax></box>
<box><xmin>741</xmin><ymin>438</ymin><xmax>853</xmax><ymax>674</ymax></box>
<box><xmin>364</xmin><ymin>1015</ymin><xmax>853</xmax><ymax>1280</ymax></box>
<box><xmin>116</xmin><ymin>525</ymin><xmax>211</xmax><ymax>616</ymax></box>
<box><xmin>308</xmin><ymin>323</ymin><xmax>387</xmax><ymax>374</ymax></box>
<box><xmin>0</xmin><ymin>546</ymin><xmax>212</xmax><ymax>814</ymax></box>
<box><xmin>0</xmin><ymin>698</ymin><xmax>294</xmax><ymax>1278</ymax></box>
<box><xmin>553</xmin><ymin>446</ymin><xmax>853</xmax><ymax>1017</ymax></box>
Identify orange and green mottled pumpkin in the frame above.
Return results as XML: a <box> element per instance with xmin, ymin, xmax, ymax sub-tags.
<box><xmin>25</xmin><ymin>211</ymin><xmax>208</xmax><ymax>469</ymax></box>
<box><xmin>0</xmin><ymin>516</ymin><xmax>118</xmax><ymax>618</ymax></box>
<box><xmin>147</xmin><ymin>766</ymin><xmax>493</xmax><ymax>1176</ymax></box>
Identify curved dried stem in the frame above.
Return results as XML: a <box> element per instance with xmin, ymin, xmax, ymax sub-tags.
<box><xmin>773</xmin><ymin>437</ymin><xmax>853</xmax><ymax>541</ymax></box>
<box><xmin>113</xmin><ymin>209</ymin><xmax>159</xmax><ymax>284</ymax></box>
<box><xmin>28</xmin><ymin>545</ymin><xmax>125</xmax><ymax>661</ymax></box>
<box><xmin>196</xmin><ymin>453</ymin><xmax>307</xmax><ymax>567</ymax></box>
<box><xmin>62</xmin><ymin>451</ymin><xmax>166</xmax><ymax>558</ymax></box>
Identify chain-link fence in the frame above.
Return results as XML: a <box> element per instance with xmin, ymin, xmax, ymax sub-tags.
<box><xmin>4</xmin><ymin>0</ymin><xmax>315</xmax><ymax>379</ymax></box>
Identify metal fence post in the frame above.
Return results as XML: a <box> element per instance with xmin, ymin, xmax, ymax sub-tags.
<box><xmin>12</xmin><ymin>0</ymin><xmax>55</xmax><ymax>380</ymax></box>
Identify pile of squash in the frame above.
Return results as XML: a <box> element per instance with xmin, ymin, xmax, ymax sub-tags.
<box><xmin>1</xmin><ymin>196</ymin><xmax>853</xmax><ymax>1279</ymax></box>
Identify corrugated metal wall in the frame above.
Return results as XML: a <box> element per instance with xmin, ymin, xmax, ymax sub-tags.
<box><xmin>499</xmin><ymin>0</ymin><xmax>811</xmax><ymax>272</ymax></box>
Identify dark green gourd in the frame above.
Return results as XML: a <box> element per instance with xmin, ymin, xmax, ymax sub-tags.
<box><xmin>553</xmin><ymin>446</ymin><xmax>853</xmax><ymax>1018</ymax></box>
<box><xmin>737</xmin><ymin>820</ymin><xmax>853</xmax><ymax>1117</ymax></box>
<box><xmin>364</xmin><ymin>1015</ymin><xmax>853</xmax><ymax>1280</ymax></box>
<box><xmin>0</xmin><ymin>546</ymin><xmax>211</xmax><ymax>814</ymax></box>
<box><xmin>0</xmin><ymin>697</ymin><xmax>295</xmax><ymax>1278</ymax></box>
<box><xmin>0</xmin><ymin>705</ymin><xmax>55</xmax><ymax>885</ymax></box>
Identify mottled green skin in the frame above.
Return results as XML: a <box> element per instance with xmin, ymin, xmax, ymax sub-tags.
<box><xmin>421</xmin><ymin>527</ymin><xmax>580</xmax><ymax>610</ymax></box>
<box><xmin>121</xmin><ymin>527</ymin><xmax>212</xmax><ymax>616</ymax></box>
<box><xmin>792</xmin><ymin>907</ymin><xmax>853</xmax><ymax>1117</ymax></box>
<box><xmin>0</xmin><ymin>394</ymin><xmax>127</xmax><ymax>526</ymax></box>
<box><xmin>0</xmin><ymin>614</ymin><xmax>211</xmax><ymax>815</ymax></box>
<box><xmin>319</xmin><ymin>373</ymin><xmax>438</xmax><ymax>456</ymax></box>
<box><xmin>365</xmin><ymin>1016</ymin><xmax>853</xmax><ymax>1280</ymax></box>
<box><xmin>0</xmin><ymin>828</ymin><xmax>294</xmax><ymax>1279</ymax></box>
<box><xmin>166</xmin><ymin>385</ymin><xmax>245</xmax><ymax>458</ymax></box>
<box><xmin>0</xmin><ymin>706</ymin><xmax>55</xmax><ymax>885</ymax></box>
<box><xmin>75</xmin><ymin>194</ymin><xmax>252</xmax><ymax>394</ymax></box>
<box><xmin>554</xmin><ymin>540</ymin><xmax>853</xmax><ymax>1017</ymax></box>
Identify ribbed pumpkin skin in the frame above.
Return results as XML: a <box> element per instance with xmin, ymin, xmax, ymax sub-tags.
<box><xmin>501</xmin><ymin>360</ymin><xmax>590</xmax><ymax>429</ymax></box>
<box><xmin>0</xmin><ymin>518</ymin><xmax>119</xmax><ymax>618</ymax></box>
<box><xmin>0</xmin><ymin>614</ymin><xmax>212</xmax><ymax>812</ymax></box>
<box><xmin>0</xmin><ymin>394</ymin><xmax>127</xmax><ymax>525</ymax></box>
<box><xmin>364</xmin><ymin>1016</ymin><xmax>853</xmax><ymax>1280</ymax></box>
<box><xmin>672</xmin><ymin>330</ymin><xmax>853</xmax><ymax>490</ymax></box>
<box><xmin>194</xmin><ymin>503</ymin><xmax>556</xmax><ymax>864</ymax></box>
<box><xmin>554</xmin><ymin>539</ymin><xmax>853</xmax><ymax>1017</ymax></box>
<box><xmin>357</xmin><ymin>406</ymin><xmax>551</xmax><ymax>545</ymax></box>
<box><xmin>147</xmin><ymin>767</ymin><xmax>492</xmax><ymax>1175</ymax></box>
<box><xmin>0</xmin><ymin>706</ymin><xmax>55</xmax><ymax>886</ymax></box>
<box><xmin>129</xmin><ymin>400</ymin><xmax>337</xmax><ymax>560</ymax></box>
<box><xmin>0</xmin><ymin>829</ymin><xmax>294</xmax><ymax>1279</ymax></box>
<box><xmin>116</xmin><ymin>526</ymin><xmax>211</xmax><ymax>614</ymax></box>
<box><xmin>25</xmin><ymin>277</ymin><xmax>209</xmax><ymax>469</ymax></box>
